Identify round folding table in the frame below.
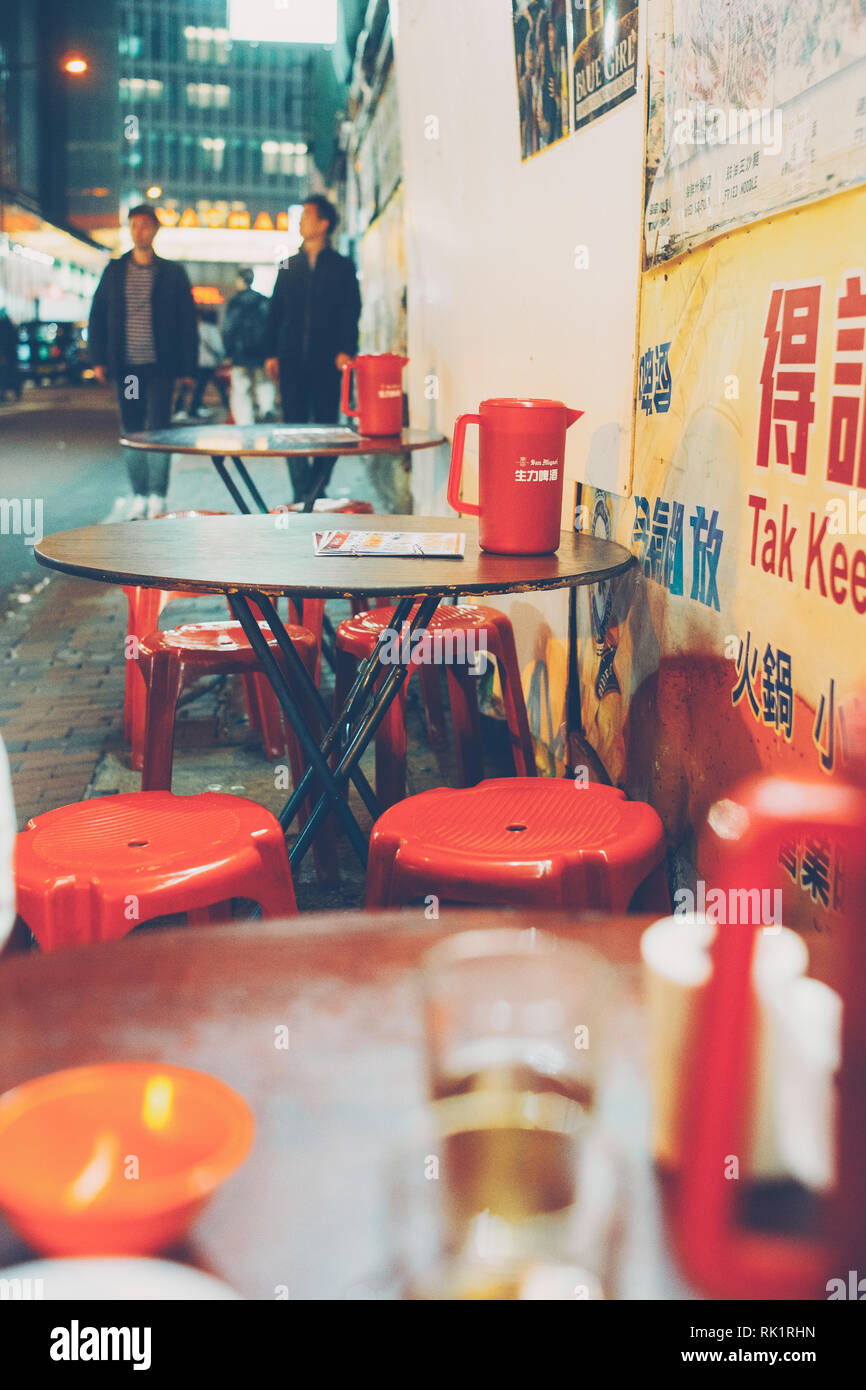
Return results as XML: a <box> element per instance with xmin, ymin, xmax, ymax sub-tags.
<box><xmin>35</xmin><ymin>514</ymin><xmax>636</xmax><ymax>872</ymax></box>
<box><xmin>120</xmin><ymin>424</ymin><xmax>447</xmax><ymax>514</ymax></box>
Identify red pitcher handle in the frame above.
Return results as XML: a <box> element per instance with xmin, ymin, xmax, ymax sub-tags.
<box><xmin>340</xmin><ymin>360</ymin><xmax>358</xmax><ymax>419</ymax></box>
<box><xmin>447</xmin><ymin>413</ymin><xmax>482</xmax><ymax>517</ymax></box>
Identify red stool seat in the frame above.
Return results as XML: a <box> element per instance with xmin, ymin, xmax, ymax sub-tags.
<box><xmin>134</xmin><ymin>619</ymin><xmax>316</xmax><ymax>789</ymax></box>
<box><xmin>336</xmin><ymin>605</ymin><xmax>535</xmax><ymax>808</ymax></box>
<box><xmin>366</xmin><ymin>779</ymin><xmax>668</xmax><ymax>911</ymax></box>
<box><xmin>15</xmin><ymin>791</ymin><xmax>297</xmax><ymax>951</ymax></box>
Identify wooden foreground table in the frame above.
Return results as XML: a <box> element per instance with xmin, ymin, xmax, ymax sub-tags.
<box><xmin>0</xmin><ymin>909</ymin><xmax>692</xmax><ymax>1299</ymax></box>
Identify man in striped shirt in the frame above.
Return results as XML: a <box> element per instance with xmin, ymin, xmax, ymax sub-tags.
<box><xmin>89</xmin><ymin>205</ymin><xmax>198</xmax><ymax>520</ymax></box>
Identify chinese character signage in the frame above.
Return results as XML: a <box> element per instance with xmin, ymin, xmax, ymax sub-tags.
<box><xmin>644</xmin><ymin>0</ymin><xmax>866</xmax><ymax>262</ymax></box>
<box><xmin>576</xmin><ymin>186</ymin><xmax>866</xmax><ymax>850</ymax></box>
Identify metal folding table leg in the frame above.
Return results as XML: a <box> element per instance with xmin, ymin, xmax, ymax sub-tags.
<box><xmin>251</xmin><ymin>590</ymin><xmax>393</xmax><ymax>824</ymax></box>
<box><xmin>227</xmin><ymin>592</ymin><xmax>372</xmax><ymax>866</ymax></box>
<box><xmin>231</xmin><ymin>456</ymin><xmax>269</xmax><ymax>514</ymax></box>
<box><xmin>211</xmin><ymin>456</ymin><xmax>252</xmax><ymax>514</ymax></box>
<box><xmin>287</xmin><ymin>594</ymin><xmax>443</xmax><ymax>867</ymax></box>
<box><xmin>264</xmin><ymin>595</ymin><xmax>417</xmax><ymax>830</ymax></box>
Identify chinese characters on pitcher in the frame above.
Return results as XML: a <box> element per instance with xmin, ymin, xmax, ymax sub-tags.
<box><xmin>513</xmin><ymin>457</ymin><xmax>560</xmax><ymax>483</ymax></box>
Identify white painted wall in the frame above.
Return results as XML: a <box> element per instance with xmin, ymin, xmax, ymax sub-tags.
<box><xmin>391</xmin><ymin>0</ymin><xmax>647</xmax><ymax>517</ymax></box>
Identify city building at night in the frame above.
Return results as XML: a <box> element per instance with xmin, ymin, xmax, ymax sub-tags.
<box><xmin>0</xmin><ymin>0</ymin><xmax>112</xmax><ymax>322</ymax></box>
<box><xmin>117</xmin><ymin>1</ymin><xmax>329</xmax><ymax>233</ymax></box>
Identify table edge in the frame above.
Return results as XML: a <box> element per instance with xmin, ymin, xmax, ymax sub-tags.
<box><xmin>119</xmin><ymin>432</ymin><xmax>448</xmax><ymax>457</ymax></box>
<box><xmin>33</xmin><ymin>543</ymin><xmax>636</xmax><ymax>598</ymax></box>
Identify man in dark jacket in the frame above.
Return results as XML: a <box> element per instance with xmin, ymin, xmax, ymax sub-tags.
<box><xmin>265</xmin><ymin>195</ymin><xmax>361</xmax><ymax>504</ymax></box>
<box><xmin>89</xmin><ymin>204</ymin><xmax>198</xmax><ymax>520</ymax></box>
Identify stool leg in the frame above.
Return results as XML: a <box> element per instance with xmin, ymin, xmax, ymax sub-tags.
<box><xmin>488</xmin><ymin>620</ymin><xmax>536</xmax><ymax>777</ymax></box>
<box><xmin>242</xmin><ymin>674</ymin><xmax>263</xmax><ymax>734</ymax></box>
<box><xmin>123</xmin><ymin>588</ymin><xmax>139</xmax><ymax>742</ymax></box>
<box><xmin>445</xmin><ymin>663</ymin><xmax>484</xmax><ymax>787</ymax></box>
<box><xmin>365</xmin><ymin>832</ymin><xmax>399</xmax><ymax>908</ymax></box>
<box><xmin>375</xmin><ymin>680</ymin><xmax>410</xmax><ymax>808</ymax></box>
<box><xmin>140</xmin><ymin>650</ymin><xmax>185</xmax><ymax>791</ymax></box>
<box><xmin>253</xmin><ymin>831</ymin><xmax>298</xmax><ymax>917</ymax></box>
<box><xmin>254</xmin><ymin>673</ymin><xmax>289</xmax><ymax>761</ymax></box>
<box><xmin>130</xmin><ymin>590</ymin><xmax>169</xmax><ymax>763</ymax></box>
<box><xmin>302</xmin><ymin>599</ymin><xmax>325</xmax><ymax>686</ymax></box>
<box><xmin>419</xmin><ymin>663</ymin><xmax>448</xmax><ymax>748</ymax></box>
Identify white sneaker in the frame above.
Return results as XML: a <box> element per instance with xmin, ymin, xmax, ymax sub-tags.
<box><xmin>147</xmin><ymin>493</ymin><xmax>166</xmax><ymax>519</ymax></box>
<box><xmin>127</xmin><ymin>495</ymin><xmax>149</xmax><ymax>520</ymax></box>
<box><xmin>103</xmin><ymin>496</ymin><xmax>132</xmax><ymax>523</ymax></box>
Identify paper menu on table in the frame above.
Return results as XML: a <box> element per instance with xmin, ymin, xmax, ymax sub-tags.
<box><xmin>313</xmin><ymin>531</ymin><xmax>466</xmax><ymax>558</ymax></box>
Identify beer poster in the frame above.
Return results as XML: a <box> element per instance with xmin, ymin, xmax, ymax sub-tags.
<box><xmin>512</xmin><ymin>0</ymin><xmax>570</xmax><ymax>160</ymax></box>
<box><xmin>571</xmin><ymin>0</ymin><xmax>638</xmax><ymax>133</ymax></box>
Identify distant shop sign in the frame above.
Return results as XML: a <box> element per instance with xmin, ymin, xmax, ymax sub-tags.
<box><xmin>157</xmin><ymin>207</ymin><xmax>289</xmax><ymax>232</ymax></box>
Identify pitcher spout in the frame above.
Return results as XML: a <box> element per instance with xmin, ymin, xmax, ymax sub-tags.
<box><xmin>565</xmin><ymin>408</ymin><xmax>585</xmax><ymax>428</ymax></box>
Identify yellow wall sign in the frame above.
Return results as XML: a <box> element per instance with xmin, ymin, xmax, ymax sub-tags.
<box><xmin>579</xmin><ymin>187</ymin><xmax>866</xmax><ymax>859</ymax></box>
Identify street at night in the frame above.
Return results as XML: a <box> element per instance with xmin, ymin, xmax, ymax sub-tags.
<box><xmin>0</xmin><ymin>0</ymin><xmax>864</xmax><ymax>1345</ymax></box>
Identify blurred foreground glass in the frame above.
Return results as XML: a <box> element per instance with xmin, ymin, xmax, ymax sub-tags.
<box><xmin>405</xmin><ymin>927</ymin><xmax>619</xmax><ymax>1296</ymax></box>
<box><xmin>422</xmin><ymin>927</ymin><xmax>606</xmax><ymax>1111</ymax></box>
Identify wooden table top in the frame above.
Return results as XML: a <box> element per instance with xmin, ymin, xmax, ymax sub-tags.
<box><xmin>120</xmin><ymin>425</ymin><xmax>447</xmax><ymax>457</ymax></box>
<box><xmin>0</xmin><ymin>909</ymin><xmax>690</xmax><ymax>1299</ymax></box>
<box><xmin>35</xmin><ymin>513</ymin><xmax>637</xmax><ymax>600</ymax></box>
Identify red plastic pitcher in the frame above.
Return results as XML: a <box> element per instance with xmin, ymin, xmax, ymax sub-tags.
<box><xmin>341</xmin><ymin>353</ymin><xmax>408</xmax><ymax>437</ymax></box>
<box><xmin>675</xmin><ymin>773</ymin><xmax>866</xmax><ymax>1299</ymax></box>
<box><xmin>448</xmin><ymin>398</ymin><xmax>584</xmax><ymax>554</ymax></box>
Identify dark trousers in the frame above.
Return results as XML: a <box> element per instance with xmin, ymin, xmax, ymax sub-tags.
<box><xmin>278</xmin><ymin>361</ymin><xmax>341</xmax><ymax>504</ymax></box>
<box><xmin>175</xmin><ymin>368</ymin><xmax>230</xmax><ymax>417</ymax></box>
<box><xmin>116</xmin><ymin>363</ymin><xmax>174</xmax><ymax>497</ymax></box>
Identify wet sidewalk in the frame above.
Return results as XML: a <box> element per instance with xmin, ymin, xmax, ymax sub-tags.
<box><xmin>1</xmin><ymin>449</ymin><xmax>512</xmax><ymax>914</ymax></box>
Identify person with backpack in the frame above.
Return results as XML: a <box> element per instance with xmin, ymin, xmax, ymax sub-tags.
<box><xmin>223</xmin><ymin>268</ymin><xmax>274</xmax><ymax>425</ymax></box>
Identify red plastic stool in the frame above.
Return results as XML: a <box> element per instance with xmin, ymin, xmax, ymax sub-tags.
<box><xmin>14</xmin><ymin>791</ymin><xmax>297</xmax><ymax>951</ymax></box>
<box><xmin>366</xmin><ymin>779</ymin><xmax>668</xmax><ymax>910</ymax></box>
<box><xmin>336</xmin><ymin>605</ymin><xmax>536</xmax><ymax>808</ymax></box>
<box><xmin>134</xmin><ymin>619</ymin><xmax>316</xmax><ymax>788</ymax></box>
<box><xmin>122</xmin><ymin>511</ymin><xmax>236</xmax><ymax>744</ymax></box>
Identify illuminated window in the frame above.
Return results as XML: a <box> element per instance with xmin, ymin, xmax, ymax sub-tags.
<box><xmin>187</xmin><ymin>83</ymin><xmax>215</xmax><ymax>108</ymax></box>
<box><xmin>261</xmin><ymin>140</ymin><xmax>279</xmax><ymax>175</ymax></box>
<box><xmin>185</xmin><ymin>25</ymin><xmax>221</xmax><ymax>62</ymax></box>
<box><xmin>214</xmin><ymin>85</ymin><xmax>231</xmax><ymax>109</ymax></box>
<box><xmin>201</xmin><ymin>138</ymin><xmax>226</xmax><ymax>172</ymax></box>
